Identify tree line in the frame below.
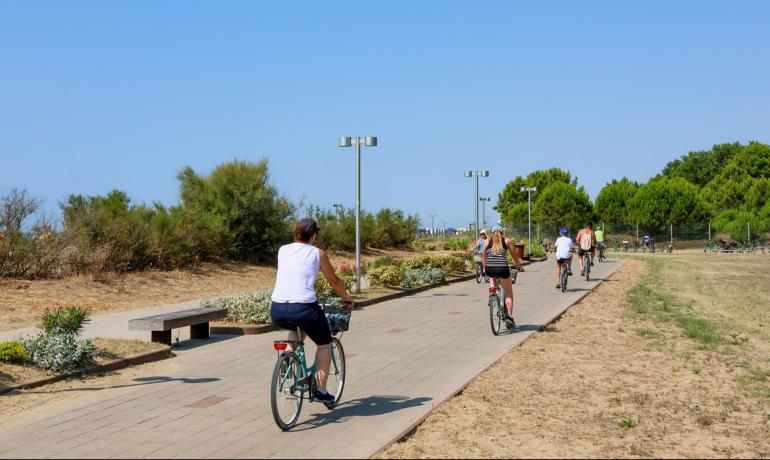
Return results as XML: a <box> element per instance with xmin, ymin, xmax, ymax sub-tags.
<box><xmin>0</xmin><ymin>159</ymin><xmax>419</xmax><ymax>278</ymax></box>
<box><xmin>495</xmin><ymin>141</ymin><xmax>770</xmax><ymax>240</ymax></box>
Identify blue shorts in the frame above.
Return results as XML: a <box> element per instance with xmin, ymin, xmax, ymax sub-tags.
<box><xmin>271</xmin><ymin>301</ymin><xmax>332</xmax><ymax>346</ymax></box>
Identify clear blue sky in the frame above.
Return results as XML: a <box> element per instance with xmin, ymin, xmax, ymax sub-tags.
<box><xmin>2</xmin><ymin>1</ymin><xmax>770</xmax><ymax>228</ymax></box>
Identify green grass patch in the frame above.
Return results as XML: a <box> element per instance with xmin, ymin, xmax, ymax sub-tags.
<box><xmin>618</xmin><ymin>416</ymin><xmax>636</xmax><ymax>429</ymax></box>
<box><xmin>635</xmin><ymin>328</ymin><xmax>659</xmax><ymax>339</ymax></box>
<box><xmin>626</xmin><ymin>258</ymin><xmax>724</xmax><ymax>349</ymax></box>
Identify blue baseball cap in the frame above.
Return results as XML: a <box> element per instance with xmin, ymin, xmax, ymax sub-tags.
<box><xmin>560</xmin><ymin>228</ymin><xmax>569</xmax><ymax>235</ymax></box>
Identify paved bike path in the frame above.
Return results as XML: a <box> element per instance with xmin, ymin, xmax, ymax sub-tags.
<box><xmin>0</xmin><ymin>259</ymin><xmax>622</xmax><ymax>459</ymax></box>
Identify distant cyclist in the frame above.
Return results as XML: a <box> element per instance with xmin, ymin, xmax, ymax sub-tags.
<box><xmin>554</xmin><ymin>228</ymin><xmax>574</xmax><ymax>289</ymax></box>
<box><xmin>271</xmin><ymin>218</ymin><xmax>354</xmax><ymax>405</ymax></box>
<box><xmin>468</xmin><ymin>229</ymin><xmax>489</xmax><ymax>279</ymax></box>
<box><xmin>483</xmin><ymin>227</ymin><xmax>523</xmax><ymax>329</ymax></box>
<box><xmin>575</xmin><ymin>223</ymin><xmax>597</xmax><ymax>276</ymax></box>
<box><xmin>595</xmin><ymin>226</ymin><xmax>605</xmax><ymax>260</ymax></box>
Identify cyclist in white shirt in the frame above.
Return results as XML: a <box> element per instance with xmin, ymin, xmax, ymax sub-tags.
<box><xmin>554</xmin><ymin>228</ymin><xmax>574</xmax><ymax>289</ymax></box>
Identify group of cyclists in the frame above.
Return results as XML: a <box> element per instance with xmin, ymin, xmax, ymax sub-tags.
<box><xmin>470</xmin><ymin>223</ymin><xmax>605</xmax><ymax>299</ymax></box>
<box><xmin>269</xmin><ymin>217</ymin><xmax>608</xmax><ymax>410</ymax></box>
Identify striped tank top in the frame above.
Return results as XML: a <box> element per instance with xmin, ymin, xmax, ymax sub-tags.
<box><xmin>485</xmin><ymin>240</ymin><xmax>509</xmax><ymax>268</ymax></box>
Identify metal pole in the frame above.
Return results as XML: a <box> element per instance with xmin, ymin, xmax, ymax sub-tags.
<box><xmin>527</xmin><ymin>189</ymin><xmax>532</xmax><ymax>254</ymax></box>
<box><xmin>475</xmin><ymin>174</ymin><xmax>479</xmax><ymax>241</ymax></box>
<box><xmin>481</xmin><ymin>200</ymin><xmax>486</xmax><ymax>228</ymax></box>
<box><xmin>670</xmin><ymin>223</ymin><xmax>673</xmax><ymax>246</ymax></box>
<box><xmin>355</xmin><ymin>138</ymin><xmax>361</xmax><ymax>293</ymax></box>
<box><xmin>748</xmin><ymin>222</ymin><xmax>751</xmax><ymax>242</ymax></box>
<box><xmin>708</xmin><ymin>221</ymin><xmax>711</xmax><ymax>241</ymax></box>
<box><xmin>636</xmin><ymin>222</ymin><xmax>639</xmax><ymax>242</ymax></box>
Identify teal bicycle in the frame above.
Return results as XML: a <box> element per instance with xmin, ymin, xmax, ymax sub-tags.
<box><xmin>270</xmin><ymin>303</ymin><xmax>350</xmax><ymax>431</ymax></box>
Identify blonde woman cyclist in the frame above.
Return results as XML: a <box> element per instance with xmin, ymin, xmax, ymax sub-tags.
<box><xmin>483</xmin><ymin>227</ymin><xmax>524</xmax><ymax>329</ymax></box>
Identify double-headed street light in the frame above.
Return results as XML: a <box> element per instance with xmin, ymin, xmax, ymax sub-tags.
<box><xmin>339</xmin><ymin>136</ymin><xmax>377</xmax><ymax>293</ymax></box>
<box><xmin>520</xmin><ymin>186</ymin><xmax>537</xmax><ymax>255</ymax></box>
<box><xmin>464</xmin><ymin>170</ymin><xmax>489</xmax><ymax>240</ymax></box>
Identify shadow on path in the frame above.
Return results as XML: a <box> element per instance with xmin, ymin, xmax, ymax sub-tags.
<box><xmin>292</xmin><ymin>395</ymin><xmax>432</xmax><ymax>431</ymax></box>
<box><xmin>24</xmin><ymin>375</ymin><xmax>220</xmax><ymax>394</ymax></box>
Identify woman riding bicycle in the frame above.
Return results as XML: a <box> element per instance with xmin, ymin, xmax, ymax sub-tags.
<box><xmin>270</xmin><ymin>218</ymin><xmax>354</xmax><ymax>404</ymax></box>
<box><xmin>482</xmin><ymin>227</ymin><xmax>523</xmax><ymax>329</ymax></box>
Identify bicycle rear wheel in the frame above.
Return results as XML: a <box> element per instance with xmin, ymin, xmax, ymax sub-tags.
<box><xmin>489</xmin><ymin>293</ymin><xmax>502</xmax><ymax>335</ymax></box>
<box><xmin>561</xmin><ymin>266</ymin><xmax>568</xmax><ymax>292</ymax></box>
<box><xmin>475</xmin><ymin>264</ymin><xmax>482</xmax><ymax>284</ymax></box>
<box><xmin>325</xmin><ymin>337</ymin><xmax>346</xmax><ymax>408</ymax></box>
<box><xmin>271</xmin><ymin>352</ymin><xmax>303</xmax><ymax>431</ymax></box>
<box><xmin>585</xmin><ymin>256</ymin><xmax>590</xmax><ymax>282</ymax></box>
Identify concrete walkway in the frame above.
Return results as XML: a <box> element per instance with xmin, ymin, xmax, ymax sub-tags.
<box><xmin>0</xmin><ymin>259</ymin><xmax>622</xmax><ymax>459</ymax></box>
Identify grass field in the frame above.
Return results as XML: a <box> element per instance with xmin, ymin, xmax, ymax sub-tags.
<box><xmin>379</xmin><ymin>252</ymin><xmax>770</xmax><ymax>458</ymax></box>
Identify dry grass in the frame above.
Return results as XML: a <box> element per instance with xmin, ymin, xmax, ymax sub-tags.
<box><xmin>0</xmin><ymin>247</ymin><xmax>456</xmax><ymax>332</ymax></box>
<box><xmin>378</xmin><ymin>253</ymin><xmax>770</xmax><ymax>459</ymax></box>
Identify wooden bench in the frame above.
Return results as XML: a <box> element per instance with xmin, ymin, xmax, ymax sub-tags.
<box><xmin>129</xmin><ymin>308</ymin><xmax>228</xmax><ymax>345</ymax></box>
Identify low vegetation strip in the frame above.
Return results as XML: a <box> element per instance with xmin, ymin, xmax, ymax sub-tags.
<box><xmin>378</xmin><ymin>254</ymin><xmax>770</xmax><ymax>459</ymax></box>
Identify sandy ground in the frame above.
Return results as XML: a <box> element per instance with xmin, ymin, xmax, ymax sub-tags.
<box><xmin>0</xmin><ymin>248</ymin><xmax>453</xmax><ymax>332</ymax></box>
<box><xmin>378</xmin><ymin>255</ymin><xmax>770</xmax><ymax>459</ymax></box>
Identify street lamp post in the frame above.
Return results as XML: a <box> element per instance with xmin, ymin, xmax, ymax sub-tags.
<box><xmin>520</xmin><ymin>187</ymin><xmax>537</xmax><ymax>255</ymax></box>
<box><xmin>464</xmin><ymin>170</ymin><xmax>489</xmax><ymax>240</ymax></box>
<box><xmin>332</xmin><ymin>203</ymin><xmax>344</xmax><ymax>216</ymax></box>
<box><xmin>339</xmin><ymin>136</ymin><xmax>378</xmax><ymax>293</ymax></box>
<box><xmin>430</xmin><ymin>214</ymin><xmax>436</xmax><ymax>235</ymax></box>
<box><xmin>479</xmin><ymin>197</ymin><xmax>491</xmax><ymax>229</ymax></box>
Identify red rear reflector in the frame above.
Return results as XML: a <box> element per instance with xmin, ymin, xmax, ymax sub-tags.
<box><xmin>273</xmin><ymin>342</ymin><xmax>288</xmax><ymax>351</ymax></box>
<box><xmin>488</xmin><ymin>288</ymin><xmax>497</xmax><ymax>294</ymax></box>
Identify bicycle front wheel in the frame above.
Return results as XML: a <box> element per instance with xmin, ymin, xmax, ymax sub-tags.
<box><xmin>585</xmin><ymin>257</ymin><xmax>590</xmax><ymax>282</ymax></box>
<box><xmin>325</xmin><ymin>337</ymin><xmax>346</xmax><ymax>408</ymax></box>
<box><xmin>271</xmin><ymin>352</ymin><xmax>303</xmax><ymax>431</ymax></box>
<box><xmin>489</xmin><ymin>294</ymin><xmax>502</xmax><ymax>335</ymax></box>
<box><xmin>476</xmin><ymin>264</ymin><xmax>482</xmax><ymax>284</ymax></box>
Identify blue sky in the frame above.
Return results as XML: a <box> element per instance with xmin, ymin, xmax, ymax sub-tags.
<box><xmin>2</xmin><ymin>1</ymin><xmax>769</xmax><ymax>228</ymax></box>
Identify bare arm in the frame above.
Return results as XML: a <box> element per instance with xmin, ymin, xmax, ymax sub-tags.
<box><xmin>507</xmin><ymin>238</ymin><xmax>523</xmax><ymax>271</ymax></box>
<box><xmin>318</xmin><ymin>249</ymin><xmax>354</xmax><ymax>308</ymax></box>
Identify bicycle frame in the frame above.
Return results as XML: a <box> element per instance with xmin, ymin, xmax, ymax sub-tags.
<box><xmin>275</xmin><ymin>327</ymin><xmax>342</xmax><ymax>398</ymax></box>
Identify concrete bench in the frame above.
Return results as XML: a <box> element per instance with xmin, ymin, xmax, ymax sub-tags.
<box><xmin>129</xmin><ymin>308</ymin><xmax>228</xmax><ymax>345</ymax></box>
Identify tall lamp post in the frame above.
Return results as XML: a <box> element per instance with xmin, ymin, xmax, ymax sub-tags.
<box><xmin>520</xmin><ymin>187</ymin><xmax>537</xmax><ymax>255</ymax></box>
<box><xmin>479</xmin><ymin>197</ymin><xmax>491</xmax><ymax>229</ymax></box>
<box><xmin>332</xmin><ymin>203</ymin><xmax>344</xmax><ymax>215</ymax></box>
<box><xmin>339</xmin><ymin>136</ymin><xmax>378</xmax><ymax>293</ymax></box>
<box><xmin>430</xmin><ymin>214</ymin><xmax>436</xmax><ymax>235</ymax></box>
<box><xmin>464</xmin><ymin>170</ymin><xmax>489</xmax><ymax>240</ymax></box>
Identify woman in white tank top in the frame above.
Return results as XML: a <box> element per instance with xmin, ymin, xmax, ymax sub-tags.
<box><xmin>270</xmin><ymin>219</ymin><xmax>354</xmax><ymax>403</ymax></box>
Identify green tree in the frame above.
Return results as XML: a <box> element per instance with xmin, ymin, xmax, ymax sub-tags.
<box><xmin>627</xmin><ymin>177</ymin><xmax>710</xmax><ymax>230</ymax></box>
<box><xmin>495</xmin><ymin>168</ymin><xmax>577</xmax><ymax>223</ymax></box>
<box><xmin>661</xmin><ymin>142</ymin><xmax>744</xmax><ymax>187</ymax></box>
<box><xmin>701</xmin><ymin>142</ymin><xmax>770</xmax><ymax>213</ymax></box>
<box><xmin>594</xmin><ymin>178</ymin><xmax>640</xmax><ymax>224</ymax></box>
<box><xmin>532</xmin><ymin>183</ymin><xmax>593</xmax><ymax>229</ymax></box>
<box><xmin>177</xmin><ymin>159</ymin><xmax>295</xmax><ymax>262</ymax></box>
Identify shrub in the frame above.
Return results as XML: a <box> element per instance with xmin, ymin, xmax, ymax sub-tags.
<box><xmin>371</xmin><ymin>256</ymin><xmax>394</xmax><ymax>269</ymax></box>
<box><xmin>200</xmin><ymin>290</ymin><xmax>272</xmax><ymax>324</ymax></box>
<box><xmin>23</xmin><ymin>333</ymin><xmax>96</xmax><ymax>372</ymax></box>
<box><xmin>410</xmin><ymin>240</ymin><xmax>428</xmax><ymax>251</ymax></box>
<box><xmin>0</xmin><ymin>341</ymin><xmax>28</xmax><ymax>364</ymax></box>
<box><xmin>404</xmin><ymin>268</ymin><xmax>446</xmax><ymax>286</ymax></box>
<box><xmin>444</xmin><ymin>238</ymin><xmax>469</xmax><ymax>251</ymax></box>
<box><xmin>367</xmin><ymin>265</ymin><xmax>406</xmax><ymax>288</ymax></box>
<box><xmin>315</xmin><ymin>269</ymin><xmax>356</xmax><ymax>303</ymax></box>
<box><xmin>38</xmin><ymin>305</ymin><xmax>91</xmax><ymax>335</ymax></box>
<box><xmin>530</xmin><ymin>244</ymin><xmax>547</xmax><ymax>259</ymax></box>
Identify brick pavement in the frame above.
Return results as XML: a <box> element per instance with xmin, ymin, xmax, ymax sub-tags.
<box><xmin>0</xmin><ymin>259</ymin><xmax>622</xmax><ymax>459</ymax></box>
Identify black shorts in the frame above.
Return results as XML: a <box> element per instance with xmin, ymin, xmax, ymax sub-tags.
<box><xmin>271</xmin><ymin>301</ymin><xmax>332</xmax><ymax>346</ymax></box>
<box><xmin>485</xmin><ymin>266</ymin><xmax>511</xmax><ymax>280</ymax></box>
<box><xmin>577</xmin><ymin>247</ymin><xmax>595</xmax><ymax>257</ymax></box>
<box><xmin>557</xmin><ymin>257</ymin><xmax>571</xmax><ymax>265</ymax></box>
